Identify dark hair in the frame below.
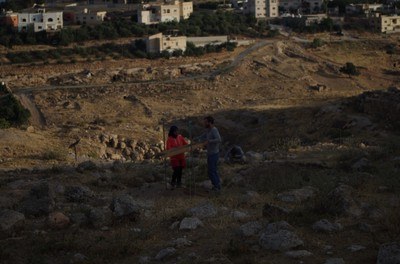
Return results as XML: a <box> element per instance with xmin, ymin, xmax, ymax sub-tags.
<box><xmin>168</xmin><ymin>125</ymin><xmax>178</xmax><ymax>137</ymax></box>
<box><xmin>204</xmin><ymin>116</ymin><xmax>214</xmax><ymax>124</ymax></box>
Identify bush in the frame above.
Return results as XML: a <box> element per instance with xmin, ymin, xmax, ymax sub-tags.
<box><xmin>340</xmin><ymin>62</ymin><xmax>360</xmax><ymax>76</ymax></box>
<box><xmin>311</xmin><ymin>38</ymin><xmax>324</xmax><ymax>48</ymax></box>
<box><xmin>0</xmin><ymin>94</ymin><xmax>31</xmax><ymax>127</ymax></box>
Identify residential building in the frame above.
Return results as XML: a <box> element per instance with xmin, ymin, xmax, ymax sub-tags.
<box><xmin>138</xmin><ymin>1</ymin><xmax>193</xmax><ymax>25</ymax></box>
<box><xmin>0</xmin><ymin>11</ymin><xmax>18</xmax><ymax>28</ymax></box>
<box><xmin>279</xmin><ymin>0</ymin><xmax>324</xmax><ymax>14</ymax></box>
<box><xmin>346</xmin><ymin>3</ymin><xmax>382</xmax><ymax>16</ymax></box>
<box><xmin>244</xmin><ymin>0</ymin><xmax>278</xmax><ymax>18</ymax></box>
<box><xmin>75</xmin><ymin>8</ymin><xmax>106</xmax><ymax>25</ymax></box>
<box><xmin>279</xmin><ymin>0</ymin><xmax>302</xmax><ymax>13</ymax></box>
<box><xmin>146</xmin><ymin>32</ymin><xmax>187</xmax><ymax>53</ymax></box>
<box><xmin>303</xmin><ymin>13</ymin><xmax>327</xmax><ymax>25</ymax></box>
<box><xmin>303</xmin><ymin>0</ymin><xmax>324</xmax><ymax>13</ymax></box>
<box><xmin>371</xmin><ymin>14</ymin><xmax>400</xmax><ymax>33</ymax></box>
<box><xmin>18</xmin><ymin>9</ymin><xmax>63</xmax><ymax>32</ymax></box>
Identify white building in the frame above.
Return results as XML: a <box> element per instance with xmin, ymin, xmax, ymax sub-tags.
<box><xmin>75</xmin><ymin>8</ymin><xmax>107</xmax><ymax>25</ymax></box>
<box><xmin>371</xmin><ymin>14</ymin><xmax>400</xmax><ymax>33</ymax></box>
<box><xmin>18</xmin><ymin>9</ymin><xmax>63</xmax><ymax>32</ymax></box>
<box><xmin>146</xmin><ymin>32</ymin><xmax>187</xmax><ymax>53</ymax></box>
<box><xmin>138</xmin><ymin>1</ymin><xmax>193</xmax><ymax>25</ymax></box>
<box><xmin>346</xmin><ymin>3</ymin><xmax>382</xmax><ymax>15</ymax></box>
<box><xmin>244</xmin><ymin>0</ymin><xmax>278</xmax><ymax>18</ymax></box>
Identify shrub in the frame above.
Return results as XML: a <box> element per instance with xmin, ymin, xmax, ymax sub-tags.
<box><xmin>0</xmin><ymin>94</ymin><xmax>31</xmax><ymax>127</ymax></box>
<box><xmin>340</xmin><ymin>62</ymin><xmax>360</xmax><ymax>76</ymax></box>
<box><xmin>311</xmin><ymin>38</ymin><xmax>324</xmax><ymax>48</ymax></box>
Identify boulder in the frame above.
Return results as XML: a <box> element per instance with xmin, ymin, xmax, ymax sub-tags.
<box><xmin>65</xmin><ymin>186</ymin><xmax>93</xmax><ymax>203</ymax></box>
<box><xmin>155</xmin><ymin>247</ymin><xmax>176</xmax><ymax>261</ymax></box>
<box><xmin>169</xmin><ymin>237</ymin><xmax>193</xmax><ymax>248</ymax></box>
<box><xmin>262</xmin><ymin>203</ymin><xmax>291</xmax><ymax>218</ymax></box>
<box><xmin>232</xmin><ymin>210</ymin><xmax>249</xmax><ymax>221</ymax></box>
<box><xmin>259</xmin><ymin>229</ymin><xmax>304</xmax><ymax>251</ymax></box>
<box><xmin>326</xmin><ymin>184</ymin><xmax>362</xmax><ymax>217</ymax></box>
<box><xmin>188</xmin><ymin>202</ymin><xmax>217</xmax><ymax>219</ymax></box>
<box><xmin>48</xmin><ymin>212</ymin><xmax>70</xmax><ymax>229</ymax></box>
<box><xmin>377</xmin><ymin>242</ymin><xmax>400</xmax><ymax>264</ymax></box>
<box><xmin>110</xmin><ymin>194</ymin><xmax>140</xmax><ymax>220</ymax></box>
<box><xmin>284</xmin><ymin>250</ymin><xmax>313</xmax><ymax>258</ymax></box>
<box><xmin>265</xmin><ymin>221</ymin><xmax>294</xmax><ymax>234</ymax></box>
<box><xmin>19</xmin><ymin>182</ymin><xmax>54</xmax><ymax>216</ymax></box>
<box><xmin>312</xmin><ymin>219</ymin><xmax>343</xmax><ymax>233</ymax></box>
<box><xmin>179</xmin><ymin>217</ymin><xmax>203</xmax><ymax>230</ymax></box>
<box><xmin>325</xmin><ymin>258</ymin><xmax>345</xmax><ymax>264</ymax></box>
<box><xmin>277</xmin><ymin>186</ymin><xmax>318</xmax><ymax>203</ymax></box>
<box><xmin>238</xmin><ymin>221</ymin><xmax>263</xmax><ymax>237</ymax></box>
<box><xmin>88</xmin><ymin>207</ymin><xmax>112</xmax><ymax>228</ymax></box>
<box><xmin>348</xmin><ymin>245</ymin><xmax>365</xmax><ymax>252</ymax></box>
<box><xmin>0</xmin><ymin>209</ymin><xmax>25</xmax><ymax>231</ymax></box>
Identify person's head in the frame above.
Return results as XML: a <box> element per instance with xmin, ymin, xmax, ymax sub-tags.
<box><xmin>168</xmin><ymin>125</ymin><xmax>179</xmax><ymax>138</ymax></box>
<box><xmin>203</xmin><ymin>116</ymin><xmax>214</xmax><ymax>128</ymax></box>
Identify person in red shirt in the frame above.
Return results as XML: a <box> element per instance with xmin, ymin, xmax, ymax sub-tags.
<box><xmin>166</xmin><ymin>126</ymin><xmax>188</xmax><ymax>188</ymax></box>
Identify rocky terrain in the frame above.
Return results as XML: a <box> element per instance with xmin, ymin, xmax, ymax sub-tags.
<box><xmin>0</xmin><ymin>32</ymin><xmax>400</xmax><ymax>263</ymax></box>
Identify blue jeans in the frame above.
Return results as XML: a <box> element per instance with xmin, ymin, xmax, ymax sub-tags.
<box><xmin>207</xmin><ymin>153</ymin><xmax>221</xmax><ymax>190</ymax></box>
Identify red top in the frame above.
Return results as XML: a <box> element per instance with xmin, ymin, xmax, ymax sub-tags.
<box><xmin>166</xmin><ymin>134</ymin><xmax>188</xmax><ymax>168</ymax></box>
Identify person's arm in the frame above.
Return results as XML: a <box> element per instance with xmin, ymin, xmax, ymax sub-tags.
<box><xmin>194</xmin><ymin>132</ymin><xmax>207</xmax><ymax>142</ymax></box>
<box><xmin>179</xmin><ymin>135</ymin><xmax>189</xmax><ymax>146</ymax></box>
<box><xmin>166</xmin><ymin>138</ymin><xmax>173</xmax><ymax>150</ymax></box>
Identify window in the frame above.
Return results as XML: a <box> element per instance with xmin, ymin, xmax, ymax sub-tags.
<box><xmin>38</xmin><ymin>26</ymin><xmax>42</xmax><ymax>29</ymax></box>
<box><xmin>22</xmin><ymin>18</ymin><xmax>26</xmax><ymax>22</ymax></box>
<box><xmin>164</xmin><ymin>42</ymin><xmax>167</xmax><ymax>46</ymax></box>
<box><xmin>176</xmin><ymin>42</ymin><xmax>178</xmax><ymax>46</ymax></box>
<box><xmin>167</xmin><ymin>9</ymin><xmax>170</xmax><ymax>13</ymax></box>
<box><xmin>33</xmin><ymin>18</ymin><xmax>36</xmax><ymax>21</ymax></box>
<box><xmin>91</xmin><ymin>16</ymin><xmax>94</xmax><ymax>19</ymax></box>
<box><xmin>48</xmin><ymin>18</ymin><xmax>53</xmax><ymax>22</ymax></box>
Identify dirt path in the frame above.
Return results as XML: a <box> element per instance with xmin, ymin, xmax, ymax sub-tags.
<box><xmin>15</xmin><ymin>93</ymin><xmax>46</xmax><ymax>128</ymax></box>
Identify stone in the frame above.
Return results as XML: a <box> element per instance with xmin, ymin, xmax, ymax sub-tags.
<box><xmin>7</xmin><ymin>180</ymin><xmax>32</xmax><ymax>190</ymax></box>
<box><xmin>326</xmin><ymin>184</ymin><xmax>362</xmax><ymax>217</ymax></box>
<box><xmin>155</xmin><ymin>247</ymin><xmax>176</xmax><ymax>260</ymax></box>
<box><xmin>265</xmin><ymin>221</ymin><xmax>294</xmax><ymax>234</ymax></box>
<box><xmin>65</xmin><ymin>186</ymin><xmax>93</xmax><ymax>202</ymax></box>
<box><xmin>245</xmin><ymin>151</ymin><xmax>264</xmax><ymax>162</ymax></box>
<box><xmin>348</xmin><ymin>245</ymin><xmax>365</xmax><ymax>252</ymax></box>
<box><xmin>138</xmin><ymin>256</ymin><xmax>151</xmax><ymax>264</ymax></box>
<box><xmin>232</xmin><ymin>210</ymin><xmax>249</xmax><ymax>220</ymax></box>
<box><xmin>239</xmin><ymin>221</ymin><xmax>263</xmax><ymax>237</ymax></box>
<box><xmin>312</xmin><ymin>219</ymin><xmax>343</xmax><ymax>233</ymax></box>
<box><xmin>325</xmin><ymin>258</ymin><xmax>345</xmax><ymax>264</ymax></box>
<box><xmin>71</xmin><ymin>253</ymin><xmax>87</xmax><ymax>263</ymax></box>
<box><xmin>240</xmin><ymin>190</ymin><xmax>261</xmax><ymax>205</ymax></box>
<box><xmin>169</xmin><ymin>221</ymin><xmax>180</xmax><ymax>230</ymax></box>
<box><xmin>88</xmin><ymin>207</ymin><xmax>111</xmax><ymax>228</ymax></box>
<box><xmin>70</xmin><ymin>212</ymin><xmax>88</xmax><ymax>226</ymax></box>
<box><xmin>277</xmin><ymin>186</ymin><xmax>318</xmax><ymax>203</ymax></box>
<box><xmin>377</xmin><ymin>242</ymin><xmax>400</xmax><ymax>264</ymax></box>
<box><xmin>188</xmin><ymin>202</ymin><xmax>217</xmax><ymax>219</ymax></box>
<box><xmin>76</xmin><ymin>160</ymin><xmax>98</xmax><ymax>173</ymax></box>
<box><xmin>19</xmin><ymin>182</ymin><xmax>54</xmax><ymax>216</ymax></box>
<box><xmin>111</xmin><ymin>160</ymin><xmax>125</xmax><ymax>173</ymax></box>
<box><xmin>0</xmin><ymin>209</ymin><xmax>25</xmax><ymax>231</ymax></box>
<box><xmin>262</xmin><ymin>203</ymin><xmax>291</xmax><ymax>218</ymax></box>
<box><xmin>351</xmin><ymin>158</ymin><xmax>369</xmax><ymax>171</ymax></box>
<box><xmin>284</xmin><ymin>250</ymin><xmax>313</xmax><ymax>258</ymax></box>
<box><xmin>26</xmin><ymin>126</ymin><xmax>35</xmax><ymax>133</ymax></box>
<box><xmin>179</xmin><ymin>217</ymin><xmax>203</xmax><ymax>230</ymax></box>
<box><xmin>259</xmin><ymin>229</ymin><xmax>304</xmax><ymax>251</ymax></box>
<box><xmin>110</xmin><ymin>194</ymin><xmax>141</xmax><ymax>220</ymax></box>
<box><xmin>169</xmin><ymin>237</ymin><xmax>193</xmax><ymax>248</ymax></box>
<box><xmin>48</xmin><ymin>212</ymin><xmax>70</xmax><ymax>229</ymax></box>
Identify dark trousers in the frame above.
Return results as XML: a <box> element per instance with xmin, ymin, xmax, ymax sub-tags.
<box><xmin>171</xmin><ymin>166</ymin><xmax>183</xmax><ymax>186</ymax></box>
<box><xmin>207</xmin><ymin>153</ymin><xmax>221</xmax><ymax>190</ymax></box>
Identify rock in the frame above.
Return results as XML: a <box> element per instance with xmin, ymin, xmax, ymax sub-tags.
<box><xmin>239</xmin><ymin>221</ymin><xmax>263</xmax><ymax>237</ymax></box>
<box><xmin>7</xmin><ymin>180</ymin><xmax>32</xmax><ymax>190</ymax></box>
<box><xmin>48</xmin><ymin>212</ymin><xmax>70</xmax><ymax>229</ymax></box>
<box><xmin>277</xmin><ymin>186</ymin><xmax>318</xmax><ymax>203</ymax></box>
<box><xmin>76</xmin><ymin>160</ymin><xmax>98</xmax><ymax>173</ymax></box>
<box><xmin>155</xmin><ymin>247</ymin><xmax>176</xmax><ymax>261</ymax></box>
<box><xmin>325</xmin><ymin>258</ymin><xmax>345</xmax><ymax>264</ymax></box>
<box><xmin>179</xmin><ymin>217</ymin><xmax>203</xmax><ymax>230</ymax></box>
<box><xmin>71</xmin><ymin>253</ymin><xmax>87</xmax><ymax>263</ymax></box>
<box><xmin>19</xmin><ymin>182</ymin><xmax>55</xmax><ymax>216</ymax></box>
<box><xmin>326</xmin><ymin>184</ymin><xmax>362</xmax><ymax>217</ymax></box>
<box><xmin>265</xmin><ymin>221</ymin><xmax>294</xmax><ymax>234</ymax></box>
<box><xmin>232</xmin><ymin>210</ymin><xmax>249</xmax><ymax>221</ymax></box>
<box><xmin>88</xmin><ymin>207</ymin><xmax>111</xmax><ymax>228</ymax></box>
<box><xmin>70</xmin><ymin>212</ymin><xmax>88</xmax><ymax>226</ymax></box>
<box><xmin>0</xmin><ymin>209</ymin><xmax>25</xmax><ymax>231</ymax></box>
<box><xmin>348</xmin><ymin>245</ymin><xmax>365</xmax><ymax>252</ymax></box>
<box><xmin>169</xmin><ymin>237</ymin><xmax>193</xmax><ymax>248</ymax></box>
<box><xmin>262</xmin><ymin>203</ymin><xmax>291</xmax><ymax>218</ymax></box>
<box><xmin>65</xmin><ymin>186</ymin><xmax>93</xmax><ymax>202</ymax></box>
<box><xmin>259</xmin><ymin>229</ymin><xmax>304</xmax><ymax>251</ymax></box>
<box><xmin>110</xmin><ymin>194</ymin><xmax>140</xmax><ymax>220</ymax></box>
<box><xmin>240</xmin><ymin>190</ymin><xmax>261</xmax><ymax>205</ymax></box>
<box><xmin>284</xmin><ymin>250</ymin><xmax>313</xmax><ymax>258</ymax></box>
<box><xmin>138</xmin><ymin>256</ymin><xmax>151</xmax><ymax>264</ymax></box>
<box><xmin>312</xmin><ymin>219</ymin><xmax>343</xmax><ymax>233</ymax></box>
<box><xmin>351</xmin><ymin>158</ymin><xmax>369</xmax><ymax>171</ymax></box>
<box><xmin>359</xmin><ymin>222</ymin><xmax>374</xmax><ymax>233</ymax></box>
<box><xmin>377</xmin><ymin>242</ymin><xmax>400</xmax><ymax>264</ymax></box>
<box><xmin>26</xmin><ymin>126</ymin><xmax>35</xmax><ymax>133</ymax></box>
<box><xmin>188</xmin><ymin>202</ymin><xmax>217</xmax><ymax>219</ymax></box>
<box><xmin>169</xmin><ymin>221</ymin><xmax>180</xmax><ymax>230</ymax></box>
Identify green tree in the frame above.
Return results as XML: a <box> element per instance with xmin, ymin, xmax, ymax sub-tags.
<box><xmin>340</xmin><ymin>62</ymin><xmax>360</xmax><ymax>76</ymax></box>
